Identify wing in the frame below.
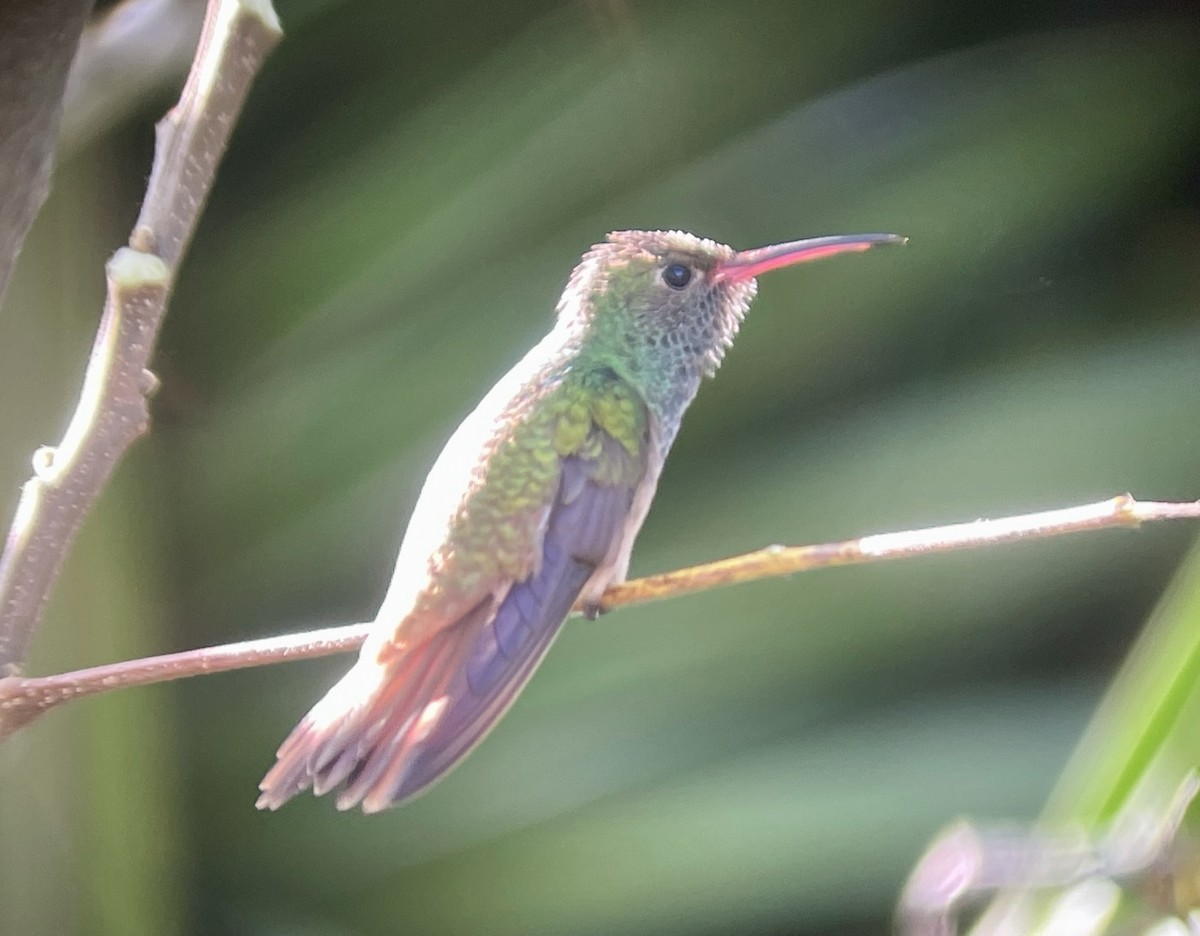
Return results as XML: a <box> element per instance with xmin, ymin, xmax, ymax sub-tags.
<box><xmin>258</xmin><ymin>371</ymin><xmax>650</xmax><ymax>813</ymax></box>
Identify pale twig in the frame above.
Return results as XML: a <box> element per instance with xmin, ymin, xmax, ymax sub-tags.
<box><xmin>0</xmin><ymin>0</ymin><xmax>282</xmax><ymax>677</ymax></box>
<box><xmin>599</xmin><ymin>494</ymin><xmax>1200</xmax><ymax>607</ymax></box>
<box><xmin>2</xmin><ymin>494</ymin><xmax>1196</xmax><ymax>739</ymax></box>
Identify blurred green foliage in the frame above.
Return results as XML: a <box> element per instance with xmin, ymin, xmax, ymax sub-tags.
<box><xmin>1</xmin><ymin>1</ymin><xmax>1199</xmax><ymax>934</ymax></box>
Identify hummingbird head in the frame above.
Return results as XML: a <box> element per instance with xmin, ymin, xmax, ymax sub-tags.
<box><xmin>557</xmin><ymin>229</ymin><xmax>905</xmax><ymax>410</ymax></box>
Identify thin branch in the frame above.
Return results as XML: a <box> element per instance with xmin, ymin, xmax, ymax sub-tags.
<box><xmin>599</xmin><ymin>493</ymin><xmax>1200</xmax><ymax>607</ymax></box>
<box><xmin>0</xmin><ymin>0</ymin><xmax>281</xmax><ymax>677</ymax></box>
<box><xmin>0</xmin><ymin>623</ymin><xmax>373</xmax><ymax>738</ymax></box>
<box><xmin>133</xmin><ymin>0</ymin><xmax>282</xmax><ymax>268</ymax></box>
<box><xmin>2</xmin><ymin>493</ymin><xmax>1197</xmax><ymax>739</ymax></box>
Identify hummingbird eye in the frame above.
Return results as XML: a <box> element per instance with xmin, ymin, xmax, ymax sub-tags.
<box><xmin>661</xmin><ymin>262</ymin><xmax>692</xmax><ymax>289</ymax></box>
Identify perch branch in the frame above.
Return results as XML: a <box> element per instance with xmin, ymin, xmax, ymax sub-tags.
<box><xmin>0</xmin><ymin>0</ymin><xmax>281</xmax><ymax>677</ymax></box>
<box><xmin>2</xmin><ymin>493</ymin><xmax>1197</xmax><ymax>738</ymax></box>
<box><xmin>599</xmin><ymin>493</ymin><xmax>1200</xmax><ymax>607</ymax></box>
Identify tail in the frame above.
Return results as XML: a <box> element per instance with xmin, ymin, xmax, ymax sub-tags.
<box><xmin>256</xmin><ymin>600</ymin><xmax>489</xmax><ymax>814</ymax></box>
<box><xmin>257</xmin><ymin>556</ymin><xmax>590</xmax><ymax>813</ymax></box>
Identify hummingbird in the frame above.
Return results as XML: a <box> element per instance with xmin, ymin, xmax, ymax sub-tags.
<box><xmin>257</xmin><ymin>228</ymin><xmax>905</xmax><ymax>813</ymax></box>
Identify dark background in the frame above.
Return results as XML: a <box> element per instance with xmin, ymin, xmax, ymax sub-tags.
<box><xmin>2</xmin><ymin>0</ymin><xmax>1199</xmax><ymax>933</ymax></box>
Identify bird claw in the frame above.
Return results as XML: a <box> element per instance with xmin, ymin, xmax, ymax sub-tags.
<box><xmin>582</xmin><ymin>601</ymin><xmax>608</xmax><ymax>621</ymax></box>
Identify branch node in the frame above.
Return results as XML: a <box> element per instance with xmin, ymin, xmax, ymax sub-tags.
<box><xmin>140</xmin><ymin>369</ymin><xmax>161</xmax><ymax>398</ymax></box>
<box><xmin>106</xmin><ymin>245</ymin><xmax>170</xmax><ymax>287</ymax></box>
<box><xmin>31</xmin><ymin>446</ymin><xmax>57</xmax><ymax>481</ymax></box>
<box><xmin>129</xmin><ymin>224</ymin><xmax>157</xmax><ymax>255</ymax></box>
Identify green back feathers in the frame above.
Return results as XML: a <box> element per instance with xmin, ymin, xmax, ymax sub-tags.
<box><xmin>434</xmin><ymin>367</ymin><xmax>647</xmax><ymax>597</ymax></box>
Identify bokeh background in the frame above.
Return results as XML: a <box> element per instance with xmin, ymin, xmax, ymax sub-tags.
<box><xmin>2</xmin><ymin>0</ymin><xmax>1200</xmax><ymax>933</ymax></box>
